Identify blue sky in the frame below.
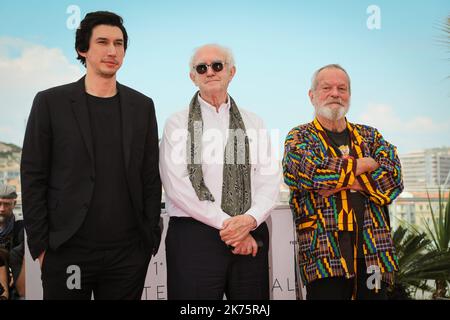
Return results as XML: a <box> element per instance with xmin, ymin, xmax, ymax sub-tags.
<box><xmin>1</xmin><ymin>0</ymin><xmax>449</xmax><ymax>157</ymax></box>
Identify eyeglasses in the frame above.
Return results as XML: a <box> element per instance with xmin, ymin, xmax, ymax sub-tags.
<box><xmin>193</xmin><ymin>61</ymin><xmax>226</xmax><ymax>74</ymax></box>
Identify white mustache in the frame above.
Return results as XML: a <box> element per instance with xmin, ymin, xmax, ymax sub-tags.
<box><xmin>326</xmin><ymin>100</ymin><xmax>344</xmax><ymax>106</ymax></box>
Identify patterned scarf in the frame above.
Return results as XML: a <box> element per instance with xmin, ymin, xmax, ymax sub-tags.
<box><xmin>187</xmin><ymin>91</ymin><xmax>251</xmax><ymax>216</ymax></box>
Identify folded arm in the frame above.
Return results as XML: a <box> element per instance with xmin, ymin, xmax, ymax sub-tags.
<box><xmin>356</xmin><ymin>129</ymin><xmax>404</xmax><ymax>205</ymax></box>
<box><xmin>283</xmin><ymin>129</ymin><xmax>357</xmax><ymax>192</ymax></box>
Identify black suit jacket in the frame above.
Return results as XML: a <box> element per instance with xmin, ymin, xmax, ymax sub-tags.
<box><xmin>20</xmin><ymin>77</ymin><xmax>162</xmax><ymax>260</ymax></box>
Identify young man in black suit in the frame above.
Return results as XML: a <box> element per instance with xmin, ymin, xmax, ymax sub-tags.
<box><xmin>21</xmin><ymin>11</ymin><xmax>162</xmax><ymax>300</ymax></box>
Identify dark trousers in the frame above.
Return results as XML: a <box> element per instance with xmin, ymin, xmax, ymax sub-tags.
<box><xmin>306</xmin><ymin>258</ymin><xmax>388</xmax><ymax>300</ymax></box>
<box><xmin>41</xmin><ymin>241</ymin><xmax>151</xmax><ymax>300</ymax></box>
<box><xmin>166</xmin><ymin>217</ymin><xmax>270</xmax><ymax>300</ymax></box>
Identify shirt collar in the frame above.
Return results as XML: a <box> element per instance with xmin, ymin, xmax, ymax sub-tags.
<box><xmin>198</xmin><ymin>94</ymin><xmax>230</xmax><ymax>115</ymax></box>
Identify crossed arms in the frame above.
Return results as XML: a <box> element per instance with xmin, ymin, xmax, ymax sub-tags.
<box><xmin>283</xmin><ymin>125</ymin><xmax>403</xmax><ymax>205</ymax></box>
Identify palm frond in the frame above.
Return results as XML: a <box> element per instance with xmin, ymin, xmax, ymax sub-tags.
<box><xmin>422</xmin><ymin>188</ymin><xmax>450</xmax><ymax>251</ymax></box>
<box><xmin>425</xmin><ymin>189</ymin><xmax>440</xmax><ymax>249</ymax></box>
<box><xmin>391</xmin><ymin>224</ymin><xmax>450</xmax><ymax>298</ymax></box>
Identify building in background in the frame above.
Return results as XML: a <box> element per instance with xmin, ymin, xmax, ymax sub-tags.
<box><xmin>400</xmin><ymin>147</ymin><xmax>450</xmax><ymax>192</ymax></box>
<box><xmin>389</xmin><ymin>147</ymin><xmax>450</xmax><ymax>230</ymax></box>
<box><xmin>389</xmin><ymin>190</ymin><xmax>449</xmax><ymax>230</ymax></box>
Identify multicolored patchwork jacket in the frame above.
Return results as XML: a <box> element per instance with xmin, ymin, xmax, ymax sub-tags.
<box><xmin>283</xmin><ymin>118</ymin><xmax>403</xmax><ymax>285</ymax></box>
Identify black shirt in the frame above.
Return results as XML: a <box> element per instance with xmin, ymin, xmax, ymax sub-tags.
<box><xmin>69</xmin><ymin>93</ymin><xmax>138</xmax><ymax>248</ymax></box>
<box><xmin>324</xmin><ymin>128</ymin><xmax>366</xmax><ymax>265</ymax></box>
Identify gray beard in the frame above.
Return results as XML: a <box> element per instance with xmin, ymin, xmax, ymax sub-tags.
<box><xmin>315</xmin><ymin>104</ymin><xmax>349</xmax><ymax>121</ymax></box>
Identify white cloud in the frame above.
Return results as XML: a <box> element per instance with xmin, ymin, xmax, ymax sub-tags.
<box><xmin>356</xmin><ymin>103</ymin><xmax>450</xmax><ymax>153</ymax></box>
<box><xmin>0</xmin><ymin>37</ymin><xmax>83</xmax><ymax>146</ymax></box>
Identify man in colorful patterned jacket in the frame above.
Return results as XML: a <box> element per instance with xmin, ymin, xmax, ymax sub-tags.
<box><xmin>283</xmin><ymin>64</ymin><xmax>403</xmax><ymax>300</ymax></box>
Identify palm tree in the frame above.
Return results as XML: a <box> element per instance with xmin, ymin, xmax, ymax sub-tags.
<box><xmin>389</xmin><ymin>224</ymin><xmax>450</xmax><ymax>299</ymax></box>
<box><xmin>423</xmin><ymin>188</ymin><xmax>450</xmax><ymax>298</ymax></box>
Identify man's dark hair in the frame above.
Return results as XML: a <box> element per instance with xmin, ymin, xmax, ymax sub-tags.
<box><xmin>75</xmin><ymin>11</ymin><xmax>128</xmax><ymax>67</ymax></box>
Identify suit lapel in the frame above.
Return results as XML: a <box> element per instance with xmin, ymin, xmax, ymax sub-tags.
<box><xmin>117</xmin><ymin>82</ymin><xmax>134</xmax><ymax>172</ymax></box>
<box><xmin>70</xmin><ymin>76</ymin><xmax>95</xmax><ymax>165</ymax></box>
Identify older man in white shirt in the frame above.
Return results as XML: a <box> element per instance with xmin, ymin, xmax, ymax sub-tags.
<box><xmin>159</xmin><ymin>44</ymin><xmax>280</xmax><ymax>299</ymax></box>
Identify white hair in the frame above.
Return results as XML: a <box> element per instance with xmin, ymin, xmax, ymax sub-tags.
<box><xmin>310</xmin><ymin>64</ymin><xmax>351</xmax><ymax>94</ymax></box>
<box><xmin>189</xmin><ymin>44</ymin><xmax>235</xmax><ymax>70</ymax></box>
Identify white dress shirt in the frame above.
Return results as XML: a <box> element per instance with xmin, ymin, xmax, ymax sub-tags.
<box><xmin>159</xmin><ymin>94</ymin><xmax>281</xmax><ymax>230</ymax></box>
